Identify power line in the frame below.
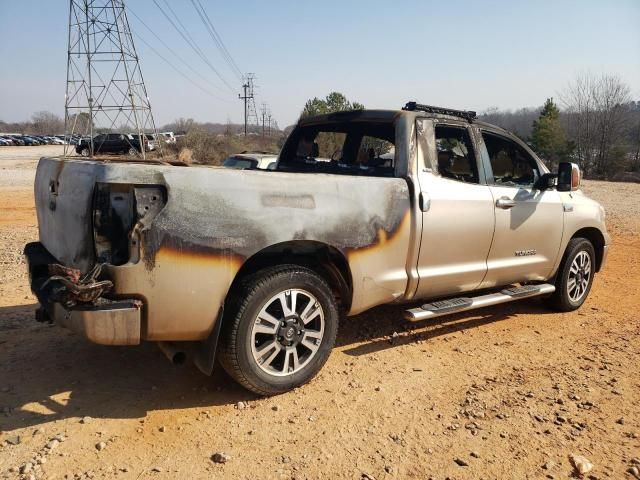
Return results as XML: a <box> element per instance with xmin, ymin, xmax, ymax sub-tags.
<box><xmin>152</xmin><ymin>0</ymin><xmax>235</xmax><ymax>92</ymax></box>
<box><xmin>189</xmin><ymin>0</ymin><xmax>243</xmax><ymax>81</ymax></box>
<box><xmin>128</xmin><ymin>7</ymin><xmax>228</xmax><ymax>94</ymax></box>
<box><xmin>133</xmin><ymin>32</ymin><xmax>232</xmax><ymax>104</ymax></box>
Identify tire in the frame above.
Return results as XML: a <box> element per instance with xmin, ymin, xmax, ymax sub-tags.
<box><xmin>546</xmin><ymin>238</ymin><xmax>596</xmax><ymax>312</ymax></box>
<box><xmin>218</xmin><ymin>265</ymin><xmax>339</xmax><ymax>396</ymax></box>
<box><xmin>80</xmin><ymin>148</ymin><xmax>90</xmax><ymax>157</ymax></box>
<box><xmin>128</xmin><ymin>147</ymin><xmax>138</xmax><ymax>156</ymax></box>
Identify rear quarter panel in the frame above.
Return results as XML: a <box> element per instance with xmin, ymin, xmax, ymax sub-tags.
<box><xmin>122</xmin><ymin>168</ymin><xmax>413</xmax><ymax>340</ymax></box>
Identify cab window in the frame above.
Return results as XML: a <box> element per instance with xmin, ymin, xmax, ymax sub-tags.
<box><xmin>482</xmin><ymin>132</ymin><xmax>540</xmax><ymax>187</ymax></box>
<box><xmin>279</xmin><ymin>121</ymin><xmax>396</xmax><ymax>177</ymax></box>
<box><xmin>434</xmin><ymin>125</ymin><xmax>479</xmax><ymax>184</ymax></box>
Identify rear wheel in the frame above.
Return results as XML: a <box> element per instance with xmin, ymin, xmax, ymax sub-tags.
<box><xmin>547</xmin><ymin>238</ymin><xmax>596</xmax><ymax>312</ymax></box>
<box><xmin>128</xmin><ymin>147</ymin><xmax>138</xmax><ymax>156</ymax></box>
<box><xmin>218</xmin><ymin>265</ymin><xmax>339</xmax><ymax>396</ymax></box>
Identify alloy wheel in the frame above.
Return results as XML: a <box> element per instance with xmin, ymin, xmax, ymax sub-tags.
<box><xmin>250</xmin><ymin>289</ymin><xmax>325</xmax><ymax>377</ymax></box>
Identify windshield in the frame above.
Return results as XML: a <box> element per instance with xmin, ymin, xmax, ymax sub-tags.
<box><xmin>223</xmin><ymin>156</ymin><xmax>258</xmax><ymax>169</ymax></box>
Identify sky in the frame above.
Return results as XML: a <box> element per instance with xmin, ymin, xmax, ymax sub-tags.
<box><xmin>0</xmin><ymin>0</ymin><xmax>639</xmax><ymax>128</ymax></box>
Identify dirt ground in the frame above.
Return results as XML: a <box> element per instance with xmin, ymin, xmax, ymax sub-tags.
<box><xmin>0</xmin><ymin>146</ymin><xmax>638</xmax><ymax>480</ymax></box>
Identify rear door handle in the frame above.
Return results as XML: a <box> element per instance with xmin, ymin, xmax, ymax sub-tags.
<box><xmin>495</xmin><ymin>196</ymin><xmax>516</xmax><ymax>209</ymax></box>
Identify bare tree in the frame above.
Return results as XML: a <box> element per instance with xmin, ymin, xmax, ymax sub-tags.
<box><xmin>561</xmin><ymin>73</ymin><xmax>631</xmax><ymax>177</ymax></box>
<box><xmin>31</xmin><ymin>111</ymin><xmax>64</xmax><ymax>135</ymax></box>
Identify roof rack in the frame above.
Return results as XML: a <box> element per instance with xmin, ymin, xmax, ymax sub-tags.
<box><xmin>402</xmin><ymin>102</ymin><xmax>477</xmax><ymax>122</ymax></box>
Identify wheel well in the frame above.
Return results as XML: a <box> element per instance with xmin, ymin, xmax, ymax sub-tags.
<box><xmin>229</xmin><ymin>241</ymin><xmax>353</xmax><ymax>312</ymax></box>
<box><xmin>572</xmin><ymin>227</ymin><xmax>605</xmax><ymax>272</ymax></box>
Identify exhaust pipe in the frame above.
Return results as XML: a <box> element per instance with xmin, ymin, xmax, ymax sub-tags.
<box><xmin>158</xmin><ymin>342</ymin><xmax>187</xmax><ymax>366</ymax></box>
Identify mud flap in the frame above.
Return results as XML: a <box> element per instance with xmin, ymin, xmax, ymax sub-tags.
<box><xmin>193</xmin><ymin>305</ymin><xmax>224</xmax><ymax>376</ymax></box>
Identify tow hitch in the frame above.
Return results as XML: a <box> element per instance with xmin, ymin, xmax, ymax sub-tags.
<box><xmin>41</xmin><ymin>263</ymin><xmax>113</xmax><ymax>308</ymax></box>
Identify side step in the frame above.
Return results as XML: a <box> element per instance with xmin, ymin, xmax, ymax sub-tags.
<box><xmin>404</xmin><ymin>283</ymin><xmax>555</xmax><ymax>322</ymax></box>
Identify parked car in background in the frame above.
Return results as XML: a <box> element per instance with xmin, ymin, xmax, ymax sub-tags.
<box><xmin>223</xmin><ymin>152</ymin><xmax>278</xmax><ymax>170</ymax></box>
<box><xmin>160</xmin><ymin>131</ymin><xmax>176</xmax><ymax>144</ymax></box>
<box><xmin>7</xmin><ymin>136</ymin><xmax>25</xmax><ymax>146</ymax></box>
<box><xmin>0</xmin><ymin>137</ymin><xmax>12</xmax><ymax>146</ymax></box>
<box><xmin>21</xmin><ymin>136</ymin><xmax>42</xmax><ymax>146</ymax></box>
<box><xmin>48</xmin><ymin>136</ymin><xmax>66</xmax><ymax>145</ymax></box>
<box><xmin>145</xmin><ymin>134</ymin><xmax>157</xmax><ymax>151</ymax></box>
<box><xmin>76</xmin><ymin>133</ymin><xmax>148</xmax><ymax>156</ymax></box>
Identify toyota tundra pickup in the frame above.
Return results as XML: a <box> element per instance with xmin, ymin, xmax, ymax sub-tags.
<box><xmin>25</xmin><ymin>103</ymin><xmax>610</xmax><ymax>395</ymax></box>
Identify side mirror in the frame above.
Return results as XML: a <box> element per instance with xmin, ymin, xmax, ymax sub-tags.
<box><xmin>557</xmin><ymin>162</ymin><xmax>581</xmax><ymax>192</ymax></box>
<box><xmin>534</xmin><ymin>172</ymin><xmax>557</xmax><ymax>190</ymax></box>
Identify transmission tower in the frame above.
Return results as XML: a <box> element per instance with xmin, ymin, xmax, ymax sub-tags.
<box><xmin>64</xmin><ymin>0</ymin><xmax>161</xmax><ymax>159</ymax></box>
<box><xmin>246</xmin><ymin>75</ymin><xmax>260</xmax><ymax>132</ymax></box>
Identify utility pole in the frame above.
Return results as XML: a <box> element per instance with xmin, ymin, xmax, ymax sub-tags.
<box><xmin>267</xmin><ymin>111</ymin><xmax>272</xmax><ymax>137</ymax></box>
<box><xmin>238</xmin><ymin>73</ymin><xmax>255</xmax><ymax>136</ymax></box>
<box><xmin>64</xmin><ymin>0</ymin><xmax>161</xmax><ymax>159</ymax></box>
<box><xmin>261</xmin><ymin>103</ymin><xmax>267</xmax><ymax>139</ymax></box>
<box><xmin>238</xmin><ymin>80</ymin><xmax>249</xmax><ymax>136</ymax></box>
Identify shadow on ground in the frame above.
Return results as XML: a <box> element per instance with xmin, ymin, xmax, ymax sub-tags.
<box><xmin>0</xmin><ymin>298</ymin><xmax>554</xmax><ymax>432</ymax></box>
<box><xmin>338</xmin><ymin>299</ymin><xmax>553</xmax><ymax>356</ymax></box>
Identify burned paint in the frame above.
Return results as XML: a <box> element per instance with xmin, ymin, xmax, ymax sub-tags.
<box><xmin>345</xmin><ymin>209</ymin><xmax>413</xmax><ymax>313</ymax></box>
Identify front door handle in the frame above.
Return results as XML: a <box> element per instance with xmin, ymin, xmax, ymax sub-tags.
<box><xmin>495</xmin><ymin>196</ymin><xmax>516</xmax><ymax>209</ymax></box>
<box><xmin>419</xmin><ymin>192</ymin><xmax>430</xmax><ymax>212</ymax></box>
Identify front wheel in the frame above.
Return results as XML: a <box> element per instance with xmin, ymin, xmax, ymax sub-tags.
<box><xmin>128</xmin><ymin>147</ymin><xmax>138</xmax><ymax>156</ymax></box>
<box><xmin>547</xmin><ymin>238</ymin><xmax>596</xmax><ymax>312</ymax></box>
<box><xmin>80</xmin><ymin>147</ymin><xmax>90</xmax><ymax>157</ymax></box>
<box><xmin>218</xmin><ymin>265</ymin><xmax>339</xmax><ymax>396</ymax></box>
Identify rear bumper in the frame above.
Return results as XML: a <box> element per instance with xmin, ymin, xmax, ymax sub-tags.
<box><xmin>47</xmin><ymin>300</ymin><xmax>142</xmax><ymax>345</ymax></box>
<box><xmin>24</xmin><ymin>242</ymin><xmax>142</xmax><ymax>346</ymax></box>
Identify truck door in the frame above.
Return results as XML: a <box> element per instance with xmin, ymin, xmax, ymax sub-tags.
<box><xmin>477</xmin><ymin>130</ymin><xmax>563</xmax><ymax>287</ymax></box>
<box><xmin>414</xmin><ymin>119</ymin><xmax>495</xmax><ymax>299</ymax></box>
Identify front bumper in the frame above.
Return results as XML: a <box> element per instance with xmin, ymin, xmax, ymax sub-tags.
<box><xmin>24</xmin><ymin>242</ymin><xmax>142</xmax><ymax>346</ymax></box>
<box><xmin>600</xmin><ymin>244</ymin><xmax>610</xmax><ymax>271</ymax></box>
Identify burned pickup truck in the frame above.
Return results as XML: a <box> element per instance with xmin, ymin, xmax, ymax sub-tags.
<box><xmin>26</xmin><ymin>103</ymin><xmax>610</xmax><ymax>395</ymax></box>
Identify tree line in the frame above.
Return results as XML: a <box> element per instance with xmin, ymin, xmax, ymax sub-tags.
<box><xmin>0</xmin><ymin>111</ymin><xmax>65</xmax><ymax>135</ymax></box>
<box><xmin>3</xmin><ymin>75</ymin><xmax>638</xmax><ymax>180</ymax></box>
<box><xmin>481</xmin><ymin>73</ymin><xmax>640</xmax><ymax>179</ymax></box>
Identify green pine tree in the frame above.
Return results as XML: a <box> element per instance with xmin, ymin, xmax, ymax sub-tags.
<box><xmin>531</xmin><ymin>98</ymin><xmax>572</xmax><ymax>169</ymax></box>
<box><xmin>300</xmin><ymin>92</ymin><xmax>364</xmax><ymax>119</ymax></box>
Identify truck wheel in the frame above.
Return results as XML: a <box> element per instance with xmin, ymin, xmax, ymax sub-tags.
<box><xmin>128</xmin><ymin>147</ymin><xmax>137</xmax><ymax>156</ymax></box>
<box><xmin>547</xmin><ymin>238</ymin><xmax>596</xmax><ymax>312</ymax></box>
<box><xmin>80</xmin><ymin>148</ymin><xmax>89</xmax><ymax>157</ymax></box>
<box><xmin>219</xmin><ymin>265</ymin><xmax>339</xmax><ymax>396</ymax></box>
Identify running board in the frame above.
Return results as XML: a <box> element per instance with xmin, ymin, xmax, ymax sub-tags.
<box><xmin>404</xmin><ymin>283</ymin><xmax>555</xmax><ymax>322</ymax></box>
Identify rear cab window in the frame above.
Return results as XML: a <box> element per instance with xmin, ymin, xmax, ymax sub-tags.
<box><xmin>279</xmin><ymin>120</ymin><xmax>396</xmax><ymax>177</ymax></box>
